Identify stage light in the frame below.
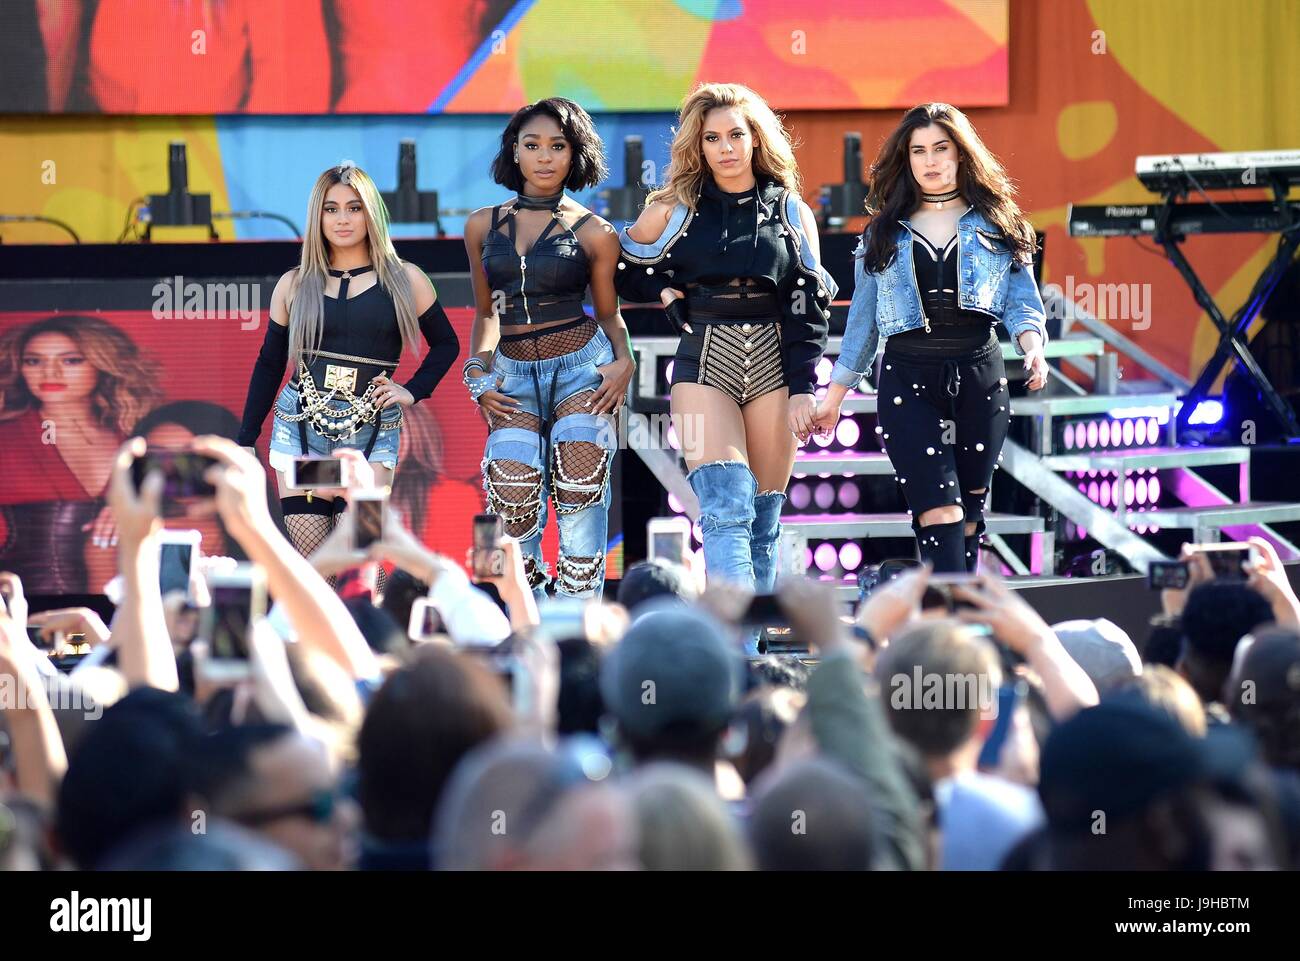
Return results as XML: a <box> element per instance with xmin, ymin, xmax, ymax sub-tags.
<box><xmin>1148</xmin><ymin>417</ymin><xmax>1160</xmax><ymax>442</ymax></box>
<box><xmin>666</xmin><ymin>423</ymin><xmax>680</xmax><ymax>450</ymax></box>
<box><xmin>816</xmin><ymin>358</ymin><xmax>832</xmax><ymax>386</ymax></box>
<box><xmin>813</xmin><ymin>430</ymin><xmax>834</xmax><ymax>448</ymax></box>
<box><xmin>1188</xmin><ymin>399</ymin><xmax>1224</xmax><ymax>425</ymax></box>
<box><xmin>838</xmin><ymin>542</ymin><xmax>863</xmax><ymax>570</ymax></box>
<box><xmin>1099</xmin><ymin>480</ymin><xmax>1110</xmax><ymax>507</ymax></box>
<box><xmin>837</xmin><ymin>482</ymin><xmax>860</xmax><ymax>508</ymax></box>
<box><xmin>789</xmin><ymin>482</ymin><xmax>811</xmax><ymax>509</ymax></box>
<box><xmin>1124</xmin><ymin>477</ymin><xmax>1135</xmax><ymax>504</ymax></box>
<box><xmin>692</xmin><ymin>521</ymin><xmax>703</xmax><ymax>544</ymax></box>
<box><xmin>667</xmin><ymin>492</ymin><xmax>684</xmax><ymax>514</ymax></box>
<box><xmin>1077</xmin><ymin>483</ymin><xmax>1087</xmax><ymax>494</ymax></box>
<box><xmin>1149</xmin><ymin>476</ymin><xmax>1161</xmax><ymax>502</ymax></box>
<box><xmin>1087</xmin><ymin>421</ymin><xmax>1099</xmax><ymax>448</ymax></box>
<box><xmin>1137</xmin><ymin>417</ymin><xmax>1149</xmax><ymax>445</ymax></box>
<box><xmin>1087</xmin><ymin>481</ymin><xmax>1100</xmax><ymax>502</ymax></box>
<box><xmin>1064</xmin><ymin>423</ymin><xmax>1075</xmax><ymax>449</ymax></box>
<box><xmin>665</xmin><ymin>360</ymin><xmax>675</xmax><ymax>383</ymax></box>
<box><xmin>836</xmin><ymin>418</ymin><xmax>860</xmax><ymax>447</ymax></box>
<box><xmin>814</xmin><ymin>482</ymin><xmax>835</xmax><ymax>509</ymax></box>
<box><xmin>813</xmin><ymin>542</ymin><xmax>838</xmax><ymax>572</ymax></box>
<box><xmin>1099</xmin><ymin>420</ymin><xmax>1111</xmax><ymax>447</ymax></box>
<box><xmin>1123</xmin><ymin>418</ymin><xmax>1135</xmax><ymax>445</ymax></box>
<box><xmin>1079</xmin><ymin>526</ymin><xmax>1087</xmax><ymax>540</ymax></box>
<box><xmin>803</xmin><ymin>547</ymin><xmax>813</xmax><ymax>570</ymax></box>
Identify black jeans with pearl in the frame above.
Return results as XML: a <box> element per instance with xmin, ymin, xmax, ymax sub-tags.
<box><xmin>874</xmin><ymin>337</ymin><xmax>1010</xmax><ymax>572</ymax></box>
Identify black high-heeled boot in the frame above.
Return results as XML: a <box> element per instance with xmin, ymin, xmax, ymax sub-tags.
<box><xmin>915</xmin><ymin>519</ymin><xmax>967</xmax><ymax>573</ymax></box>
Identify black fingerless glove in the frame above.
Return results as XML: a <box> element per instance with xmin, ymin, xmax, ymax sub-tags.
<box><xmin>664</xmin><ymin>297</ymin><xmax>693</xmax><ymax>335</ymax></box>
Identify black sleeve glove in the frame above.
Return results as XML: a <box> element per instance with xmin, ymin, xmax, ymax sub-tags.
<box><xmin>402</xmin><ymin>300</ymin><xmax>461</xmax><ymax>403</ymax></box>
<box><xmin>237</xmin><ymin>322</ymin><xmax>289</xmax><ymax>447</ymax></box>
<box><xmin>663</xmin><ymin>296</ymin><xmax>693</xmax><ymax>335</ymax></box>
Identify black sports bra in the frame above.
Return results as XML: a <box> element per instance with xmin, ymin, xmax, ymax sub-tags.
<box><xmin>481</xmin><ymin>203</ymin><xmax>594</xmax><ymax>326</ymax></box>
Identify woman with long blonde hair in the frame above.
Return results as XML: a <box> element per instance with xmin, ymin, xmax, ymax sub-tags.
<box><xmin>616</xmin><ymin>84</ymin><xmax>836</xmax><ymax>638</ymax></box>
<box><xmin>0</xmin><ymin>315</ymin><xmax>161</xmax><ymax>591</ymax></box>
<box><xmin>238</xmin><ymin>161</ymin><xmax>460</xmax><ymax>560</ymax></box>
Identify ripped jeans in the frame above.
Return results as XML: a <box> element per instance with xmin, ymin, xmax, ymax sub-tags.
<box><xmin>481</xmin><ymin>325</ymin><xmax>619</xmax><ymax>600</ymax></box>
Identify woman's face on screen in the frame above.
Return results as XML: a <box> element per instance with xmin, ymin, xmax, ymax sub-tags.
<box><xmin>21</xmin><ymin>332</ymin><xmax>97</xmax><ymax>405</ymax></box>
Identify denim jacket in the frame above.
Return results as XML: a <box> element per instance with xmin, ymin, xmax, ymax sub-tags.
<box><xmin>830</xmin><ymin>208</ymin><xmax>1047</xmax><ymax>389</ymax></box>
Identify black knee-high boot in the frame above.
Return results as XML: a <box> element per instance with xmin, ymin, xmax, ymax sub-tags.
<box><xmin>915</xmin><ymin>519</ymin><xmax>967</xmax><ymax>573</ymax></box>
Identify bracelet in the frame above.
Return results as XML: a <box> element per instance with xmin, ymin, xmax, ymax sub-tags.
<box><xmin>463</xmin><ymin>357</ymin><xmax>489</xmax><ymax>376</ymax></box>
<box><xmin>465</xmin><ymin>372</ymin><xmax>498</xmax><ymax>403</ymax></box>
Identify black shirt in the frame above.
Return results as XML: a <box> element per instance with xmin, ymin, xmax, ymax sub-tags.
<box><xmin>887</xmin><ymin>233</ymin><xmax>996</xmax><ymax>356</ymax></box>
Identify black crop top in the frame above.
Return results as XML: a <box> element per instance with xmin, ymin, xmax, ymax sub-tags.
<box><xmin>481</xmin><ymin>201</ymin><xmax>594</xmax><ymax>326</ymax></box>
<box><xmin>888</xmin><ymin>233</ymin><xmax>996</xmax><ymax>355</ymax></box>
<box><xmin>236</xmin><ymin>266</ymin><xmax>460</xmax><ymax>446</ymax></box>
<box><xmin>616</xmin><ymin>174</ymin><xmax>830</xmax><ymax>395</ymax></box>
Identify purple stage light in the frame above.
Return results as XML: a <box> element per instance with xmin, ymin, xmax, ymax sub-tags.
<box><xmin>1099</xmin><ymin>479</ymin><xmax>1110</xmax><ymax>507</ymax></box>
<box><xmin>1149</xmin><ymin>476</ymin><xmax>1161</xmax><ymax>503</ymax></box>
<box><xmin>838</xmin><ymin>482</ymin><xmax>860</xmax><ymax>509</ymax></box>
<box><xmin>1147</xmin><ymin>417</ymin><xmax>1160</xmax><ymax>442</ymax></box>
<box><xmin>667</xmin><ymin>492</ymin><xmax>684</xmax><ymax>514</ymax></box>
<box><xmin>789</xmin><ymin>482</ymin><xmax>811</xmax><ymax>510</ymax></box>
<box><xmin>815</xmin><ymin>358</ymin><xmax>832</xmax><ymax>387</ymax></box>
<box><xmin>1064</xmin><ymin>423</ymin><xmax>1075</xmax><ymax>449</ymax></box>
<box><xmin>1099</xmin><ymin>420</ymin><xmax>1111</xmax><ymax>447</ymax></box>
<box><xmin>1087</xmin><ymin>420</ymin><xmax>1099</xmax><ymax>448</ymax></box>
<box><xmin>1087</xmin><ymin>481</ymin><xmax>1100</xmax><ymax>502</ymax></box>
<box><xmin>838</xmin><ymin>542</ymin><xmax>863</xmax><ymax>571</ymax></box>
<box><xmin>814</xmin><ymin>482</ymin><xmax>835</xmax><ymax>509</ymax></box>
<box><xmin>836</xmin><ymin>418</ymin><xmax>860</xmax><ymax>447</ymax></box>
<box><xmin>813</xmin><ymin>542</ymin><xmax>838</xmax><ymax>572</ymax></box>
<box><xmin>1136</xmin><ymin>477</ymin><xmax>1147</xmax><ymax>504</ymax></box>
<box><xmin>1135</xmin><ymin>418</ymin><xmax>1147</xmax><ymax>445</ymax></box>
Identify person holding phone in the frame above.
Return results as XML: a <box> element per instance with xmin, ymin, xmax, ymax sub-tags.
<box><xmin>237</xmin><ymin>162</ymin><xmax>460</xmax><ymax>564</ymax></box>
<box><xmin>616</xmin><ymin>83</ymin><xmax>836</xmax><ymax>605</ymax></box>
<box><xmin>815</xmin><ymin>103</ymin><xmax>1049</xmax><ymax>573</ymax></box>
<box><xmin>463</xmin><ymin>99</ymin><xmax>635</xmax><ymax>600</ymax></box>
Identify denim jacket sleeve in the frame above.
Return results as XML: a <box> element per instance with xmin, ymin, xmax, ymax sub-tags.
<box><xmin>830</xmin><ymin>248</ymin><xmax>880</xmax><ymax>390</ymax></box>
<box><xmin>1001</xmin><ymin>257</ymin><xmax>1048</xmax><ymax>356</ymax></box>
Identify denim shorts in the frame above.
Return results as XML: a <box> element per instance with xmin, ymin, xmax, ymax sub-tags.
<box><xmin>484</xmin><ymin>325</ymin><xmax>619</xmax><ymax>467</ymax></box>
<box><xmin>268</xmin><ymin>381</ymin><xmax>401</xmax><ymax>473</ymax></box>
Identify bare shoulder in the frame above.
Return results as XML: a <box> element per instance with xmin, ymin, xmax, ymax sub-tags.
<box><xmin>575</xmin><ymin>211</ymin><xmax>621</xmax><ymax>254</ymax></box>
<box><xmin>464</xmin><ymin>206</ymin><xmax>496</xmax><ymax>241</ymax></box>
<box><xmin>401</xmin><ymin>261</ymin><xmax>437</xmax><ymax>309</ymax></box>
<box><xmin>626</xmin><ymin>200</ymin><xmax>675</xmax><ymax>245</ymax></box>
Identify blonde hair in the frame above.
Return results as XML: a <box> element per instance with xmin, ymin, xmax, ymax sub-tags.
<box><xmin>287</xmin><ymin>162</ymin><xmax>420</xmax><ymax>365</ymax></box>
<box><xmin>646</xmin><ymin>83</ymin><xmax>801</xmax><ymax>210</ymax></box>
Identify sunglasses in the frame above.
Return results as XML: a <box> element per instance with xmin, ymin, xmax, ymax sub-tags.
<box><xmin>234</xmin><ymin>788</ymin><xmax>339</xmax><ymax>827</ymax></box>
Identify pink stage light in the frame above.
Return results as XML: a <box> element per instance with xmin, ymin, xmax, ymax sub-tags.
<box><xmin>816</xmin><ymin>358</ymin><xmax>832</xmax><ymax>387</ymax></box>
<box><xmin>1078</xmin><ymin>526</ymin><xmax>1087</xmax><ymax>539</ymax></box>
<box><xmin>814</xmin><ymin>482</ymin><xmax>835</xmax><ymax>509</ymax></box>
<box><xmin>1064</xmin><ymin>423</ymin><xmax>1075</xmax><ymax>449</ymax></box>
<box><xmin>1099</xmin><ymin>420</ymin><xmax>1111</xmax><ymax>447</ymax></box>
<box><xmin>838</xmin><ymin>542</ymin><xmax>863</xmax><ymax>570</ymax></box>
<box><xmin>1124</xmin><ymin>478</ymin><xmax>1135</xmax><ymax>504</ymax></box>
<box><xmin>1099</xmin><ymin>480</ymin><xmax>1111</xmax><ymax>507</ymax></box>
<box><xmin>1148</xmin><ymin>418</ymin><xmax>1159</xmax><ymax>443</ymax></box>
<box><xmin>813</xmin><ymin>542</ymin><xmax>837</xmax><ymax>572</ymax></box>
<box><xmin>666</xmin><ymin>424</ymin><xmax>680</xmax><ymax>450</ymax></box>
<box><xmin>837</xmin><ymin>482</ymin><xmax>860</xmax><ymax>509</ymax></box>
<box><xmin>813</xmin><ymin>430</ymin><xmax>834</xmax><ymax>448</ymax></box>
<box><xmin>836</xmin><ymin>418</ymin><xmax>861</xmax><ymax>448</ymax></box>
<box><xmin>1087</xmin><ymin>420</ymin><xmax>1099</xmax><ymax>448</ymax></box>
<box><xmin>667</xmin><ymin>492</ymin><xmax>684</xmax><ymax>514</ymax></box>
<box><xmin>1135</xmin><ymin>418</ymin><xmax>1147</xmax><ymax>445</ymax></box>
<box><xmin>1112</xmin><ymin>478</ymin><xmax>1122</xmax><ymax>506</ymax></box>
<box><xmin>1087</xmin><ymin>481</ymin><xmax>1100</xmax><ymax>502</ymax></box>
<box><xmin>665</xmin><ymin>360</ymin><xmax>674</xmax><ymax>384</ymax></box>
<box><xmin>803</xmin><ymin>547</ymin><xmax>813</xmax><ymax>570</ymax></box>
<box><xmin>1123</xmin><ymin>418</ymin><xmax>1135</xmax><ymax>445</ymax></box>
<box><xmin>789</xmin><ymin>482</ymin><xmax>811</xmax><ymax>510</ymax></box>
<box><xmin>1149</xmin><ymin>476</ymin><xmax>1161</xmax><ymax>503</ymax></box>
<box><xmin>1135</xmin><ymin>477</ymin><xmax>1148</xmax><ymax>504</ymax></box>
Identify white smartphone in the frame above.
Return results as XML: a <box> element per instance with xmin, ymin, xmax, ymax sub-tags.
<box><xmin>158</xmin><ymin>529</ymin><xmax>202</xmax><ymax>599</ymax></box>
<box><xmin>200</xmin><ymin>563</ymin><xmax>267</xmax><ymax>682</ymax></box>
<box><xmin>408</xmin><ymin>597</ymin><xmax>444</xmax><ymax>642</ymax></box>
<box><xmin>351</xmin><ymin>489</ymin><xmax>387</xmax><ymax>552</ymax></box>
<box><xmin>778</xmin><ymin>528</ymin><xmax>807</xmax><ymax>581</ymax></box>
<box><xmin>286</xmin><ymin>456</ymin><xmax>344</xmax><ymax>490</ymax></box>
<box><xmin>647</xmin><ymin>516</ymin><xmax>692</xmax><ymax>564</ymax></box>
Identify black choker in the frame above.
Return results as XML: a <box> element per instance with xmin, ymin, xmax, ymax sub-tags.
<box><xmin>327</xmin><ymin>264</ymin><xmax>373</xmax><ymax>278</ymax></box>
<box><xmin>921</xmin><ymin>188</ymin><xmax>961</xmax><ymax>209</ymax></box>
<box><xmin>513</xmin><ymin>191</ymin><xmax>565</xmax><ymax>211</ymax></box>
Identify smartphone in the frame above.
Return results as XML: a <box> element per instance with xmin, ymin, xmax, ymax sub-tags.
<box><xmin>27</xmin><ymin>624</ymin><xmax>56</xmax><ymax>650</ymax></box>
<box><xmin>1189</xmin><ymin>543</ymin><xmax>1255</xmax><ymax>582</ymax></box>
<box><xmin>131</xmin><ymin>449</ymin><xmax>218</xmax><ymax>507</ymax></box>
<box><xmin>471</xmin><ymin>514</ymin><xmax>505</xmax><ymax>579</ymax></box>
<box><xmin>740</xmin><ymin>592</ymin><xmax>786</xmax><ymax>627</ymax></box>
<box><xmin>647</xmin><ymin>516</ymin><xmax>692</xmax><ymax>565</ymax></box>
<box><xmin>200</xmin><ymin>564</ymin><xmax>267</xmax><ymax>681</ymax></box>
<box><xmin>407</xmin><ymin>597</ymin><xmax>444</xmax><ymax>642</ymax></box>
<box><xmin>287</xmin><ymin>456</ymin><xmax>343</xmax><ymax>490</ymax></box>
<box><xmin>351</xmin><ymin>490</ymin><xmax>387</xmax><ymax>552</ymax></box>
<box><xmin>922</xmin><ymin>574</ymin><xmax>981</xmax><ymax>612</ymax></box>
<box><xmin>158</xmin><ymin>529</ymin><xmax>202</xmax><ymax>598</ymax></box>
<box><xmin>978</xmin><ymin>680</ymin><xmax>1026</xmax><ymax>769</ymax></box>
<box><xmin>1147</xmin><ymin>559</ymin><xmax>1190</xmax><ymax>590</ymax></box>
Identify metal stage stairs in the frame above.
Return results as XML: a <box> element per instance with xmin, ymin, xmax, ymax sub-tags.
<box><xmin>628</xmin><ymin>314</ymin><xmax>1300</xmax><ymax>604</ymax></box>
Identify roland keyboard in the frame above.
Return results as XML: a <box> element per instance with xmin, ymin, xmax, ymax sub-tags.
<box><xmin>1136</xmin><ymin>149</ymin><xmax>1300</xmax><ymax>193</ymax></box>
<box><xmin>1067</xmin><ymin>200</ymin><xmax>1300</xmax><ymax>238</ymax></box>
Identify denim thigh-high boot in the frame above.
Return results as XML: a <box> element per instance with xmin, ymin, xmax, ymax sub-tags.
<box><xmin>688</xmin><ymin>460</ymin><xmax>758</xmax><ymax>590</ymax></box>
<box><xmin>751</xmin><ymin>490</ymin><xmax>787</xmax><ymax>593</ymax></box>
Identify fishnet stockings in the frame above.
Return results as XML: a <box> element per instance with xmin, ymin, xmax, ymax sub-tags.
<box><xmin>498</xmin><ymin>318</ymin><xmax>597</xmax><ymax>360</ymax></box>
<box><xmin>284</xmin><ymin>512</ymin><xmax>335</xmax><ymax>559</ymax></box>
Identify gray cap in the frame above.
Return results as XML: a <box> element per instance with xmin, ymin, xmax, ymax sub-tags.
<box><xmin>1052</xmin><ymin>618</ymin><xmax>1142</xmax><ymax>691</ymax></box>
<box><xmin>599</xmin><ymin>603</ymin><xmax>743</xmax><ymax>740</ymax></box>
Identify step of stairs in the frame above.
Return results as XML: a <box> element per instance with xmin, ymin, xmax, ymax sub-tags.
<box><xmin>792</xmin><ymin>450</ymin><xmax>892</xmax><ymax>476</ymax></box>
<box><xmin>1009</xmin><ymin>391</ymin><xmax>1179</xmax><ymax>417</ymax></box>
<box><xmin>1041</xmin><ymin>445</ymin><xmax>1249</xmax><ymax>473</ymax></box>
<box><xmin>781</xmin><ymin>511</ymin><xmax>1045</xmax><ymax>539</ymax></box>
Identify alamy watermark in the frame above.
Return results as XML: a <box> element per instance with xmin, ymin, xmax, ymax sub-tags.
<box><xmin>152</xmin><ymin>275</ymin><xmax>261</xmax><ymax>329</ymax></box>
<box><xmin>1044</xmin><ymin>274</ymin><xmax>1152</xmax><ymax>331</ymax></box>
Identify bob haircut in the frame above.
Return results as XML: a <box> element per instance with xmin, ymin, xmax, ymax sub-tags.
<box><xmin>490</xmin><ymin>98</ymin><xmax>608</xmax><ymax>193</ymax></box>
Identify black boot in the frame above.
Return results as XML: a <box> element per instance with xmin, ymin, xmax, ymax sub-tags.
<box><xmin>964</xmin><ymin>534</ymin><xmax>981</xmax><ymax>573</ymax></box>
<box><xmin>915</xmin><ymin>519</ymin><xmax>967</xmax><ymax>573</ymax></box>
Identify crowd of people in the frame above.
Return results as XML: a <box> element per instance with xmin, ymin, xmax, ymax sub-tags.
<box><xmin>1</xmin><ymin>437</ymin><xmax>1299</xmax><ymax>872</ymax></box>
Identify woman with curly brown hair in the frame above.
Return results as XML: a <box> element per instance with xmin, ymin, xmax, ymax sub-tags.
<box><xmin>0</xmin><ymin>315</ymin><xmax>161</xmax><ymax>591</ymax></box>
<box><xmin>816</xmin><ymin>102</ymin><xmax>1049</xmax><ymax>573</ymax></box>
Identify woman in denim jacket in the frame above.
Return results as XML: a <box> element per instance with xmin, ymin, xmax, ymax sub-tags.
<box><xmin>616</xmin><ymin>83</ymin><xmax>835</xmax><ymax>613</ymax></box>
<box><xmin>814</xmin><ymin>103</ymin><xmax>1048</xmax><ymax>572</ymax></box>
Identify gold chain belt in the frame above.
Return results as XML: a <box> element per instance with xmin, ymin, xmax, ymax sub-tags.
<box><xmin>279</xmin><ymin>360</ymin><xmax>403</xmax><ymax>441</ymax></box>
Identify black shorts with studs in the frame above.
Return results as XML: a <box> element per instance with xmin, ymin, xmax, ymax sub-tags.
<box><xmin>669</xmin><ymin>283</ymin><xmax>786</xmax><ymax>407</ymax></box>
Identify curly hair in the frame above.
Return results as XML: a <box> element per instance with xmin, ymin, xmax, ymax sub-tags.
<box><xmin>0</xmin><ymin>315</ymin><xmax>161</xmax><ymax>434</ymax></box>
<box><xmin>490</xmin><ymin>98</ymin><xmax>608</xmax><ymax>193</ymax></box>
<box><xmin>860</xmin><ymin>102</ymin><xmax>1037</xmax><ymax>272</ymax></box>
<box><xmin>646</xmin><ymin>83</ymin><xmax>801</xmax><ymax>211</ymax></box>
